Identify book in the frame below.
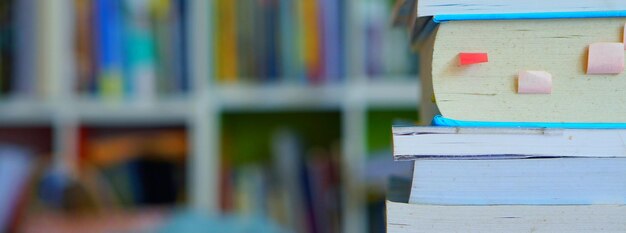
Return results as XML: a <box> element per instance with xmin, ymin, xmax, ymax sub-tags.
<box><xmin>123</xmin><ymin>0</ymin><xmax>157</xmax><ymax>103</ymax></box>
<box><xmin>390</xmin><ymin>1</ymin><xmax>626</xmax><ymax>232</ymax></box>
<box><xmin>416</xmin><ymin>0</ymin><xmax>626</xmax><ymax>20</ymax></box>
<box><xmin>0</xmin><ymin>0</ymin><xmax>12</xmax><ymax>96</ymax></box>
<box><xmin>151</xmin><ymin>0</ymin><xmax>188</xmax><ymax>95</ymax></box>
<box><xmin>38</xmin><ymin>0</ymin><xmax>72</xmax><ymax>99</ymax></box>
<box><xmin>12</xmin><ymin>0</ymin><xmax>37</xmax><ymax>97</ymax></box>
<box><xmin>392</xmin><ymin>126</ymin><xmax>626</xmax><ymax>160</ymax></box>
<box><xmin>95</xmin><ymin>0</ymin><xmax>125</xmax><ymax>100</ymax></box>
<box><xmin>0</xmin><ymin>146</ymin><xmax>32</xmax><ymax>232</ymax></box>
<box><xmin>419</xmin><ymin>17</ymin><xmax>626</xmax><ymax>123</ymax></box>
<box><xmin>386</xmin><ymin>200</ymin><xmax>626</xmax><ymax>233</ymax></box>
<box><xmin>74</xmin><ymin>0</ymin><xmax>96</xmax><ymax>94</ymax></box>
<box><xmin>408</xmin><ymin>158</ymin><xmax>626</xmax><ymax>205</ymax></box>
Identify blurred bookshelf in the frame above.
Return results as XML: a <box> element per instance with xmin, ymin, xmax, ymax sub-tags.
<box><xmin>0</xmin><ymin>0</ymin><xmax>419</xmax><ymax>232</ymax></box>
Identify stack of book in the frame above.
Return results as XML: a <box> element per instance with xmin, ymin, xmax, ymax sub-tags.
<box><xmin>388</xmin><ymin>0</ymin><xmax>626</xmax><ymax>232</ymax></box>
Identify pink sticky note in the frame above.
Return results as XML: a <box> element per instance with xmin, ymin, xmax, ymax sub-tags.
<box><xmin>623</xmin><ymin>23</ymin><xmax>626</xmax><ymax>49</ymax></box>
<box><xmin>518</xmin><ymin>70</ymin><xmax>552</xmax><ymax>94</ymax></box>
<box><xmin>587</xmin><ymin>42</ymin><xmax>624</xmax><ymax>74</ymax></box>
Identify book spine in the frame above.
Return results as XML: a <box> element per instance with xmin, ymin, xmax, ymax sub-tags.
<box><xmin>95</xmin><ymin>0</ymin><xmax>124</xmax><ymax>100</ymax></box>
<box><xmin>264</xmin><ymin>0</ymin><xmax>279</xmax><ymax>83</ymax></box>
<box><xmin>74</xmin><ymin>0</ymin><xmax>96</xmax><ymax>95</ymax></box>
<box><xmin>279</xmin><ymin>0</ymin><xmax>296</xmax><ymax>82</ymax></box>
<box><xmin>123</xmin><ymin>0</ymin><xmax>157</xmax><ymax>103</ymax></box>
<box><xmin>214</xmin><ymin>0</ymin><xmax>238</xmax><ymax>83</ymax></box>
<box><xmin>301</xmin><ymin>0</ymin><xmax>323</xmax><ymax>84</ymax></box>
<box><xmin>172</xmin><ymin>0</ymin><xmax>188</xmax><ymax>93</ymax></box>
<box><xmin>0</xmin><ymin>0</ymin><xmax>10</xmax><ymax>95</ymax></box>
<box><xmin>321</xmin><ymin>0</ymin><xmax>342</xmax><ymax>84</ymax></box>
<box><xmin>39</xmin><ymin>0</ymin><xmax>73</xmax><ymax>100</ymax></box>
<box><xmin>12</xmin><ymin>0</ymin><xmax>37</xmax><ymax>97</ymax></box>
<box><xmin>151</xmin><ymin>0</ymin><xmax>173</xmax><ymax>96</ymax></box>
<box><xmin>253</xmin><ymin>0</ymin><xmax>266</xmax><ymax>82</ymax></box>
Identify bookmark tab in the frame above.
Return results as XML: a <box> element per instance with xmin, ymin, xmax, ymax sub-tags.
<box><xmin>518</xmin><ymin>70</ymin><xmax>552</xmax><ymax>94</ymax></box>
<box><xmin>587</xmin><ymin>42</ymin><xmax>624</xmax><ymax>74</ymax></box>
<box><xmin>458</xmin><ymin>53</ymin><xmax>488</xmax><ymax>65</ymax></box>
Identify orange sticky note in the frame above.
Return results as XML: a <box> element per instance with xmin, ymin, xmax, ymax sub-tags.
<box><xmin>458</xmin><ymin>53</ymin><xmax>488</xmax><ymax>65</ymax></box>
<box><xmin>587</xmin><ymin>42</ymin><xmax>624</xmax><ymax>74</ymax></box>
<box><xmin>518</xmin><ymin>70</ymin><xmax>552</xmax><ymax>94</ymax></box>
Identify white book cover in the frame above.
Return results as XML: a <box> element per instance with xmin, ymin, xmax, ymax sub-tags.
<box><xmin>393</xmin><ymin>126</ymin><xmax>626</xmax><ymax>160</ymax></box>
<box><xmin>417</xmin><ymin>0</ymin><xmax>626</xmax><ymax>18</ymax></box>
<box><xmin>386</xmin><ymin>200</ymin><xmax>626</xmax><ymax>233</ymax></box>
<box><xmin>409</xmin><ymin>158</ymin><xmax>626</xmax><ymax>205</ymax></box>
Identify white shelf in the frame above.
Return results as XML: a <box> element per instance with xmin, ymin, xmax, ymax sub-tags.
<box><xmin>0</xmin><ymin>80</ymin><xmax>420</xmax><ymax>125</ymax></box>
<box><xmin>74</xmin><ymin>98</ymin><xmax>192</xmax><ymax>125</ymax></box>
<box><xmin>214</xmin><ymin>80</ymin><xmax>420</xmax><ymax>111</ymax></box>
<box><xmin>0</xmin><ymin>99</ymin><xmax>53</xmax><ymax>125</ymax></box>
<box><xmin>360</xmin><ymin>79</ymin><xmax>420</xmax><ymax>109</ymax></box>
<box><xmin>216</xmin><ymin>84</ymin><xmax>344</xmax><ymax>111</ymax></box>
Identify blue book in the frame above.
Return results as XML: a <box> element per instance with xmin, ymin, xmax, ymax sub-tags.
<box><xmin>95</xmin><ymin>0</ymin><xmax>124</xmax><ymax>99</ymax></box>
<box><xmin>320</xmin><ymin>0</ymin><xmax>342</xmax><ymax>84</ymax></box>
<box><xmin>432</xmin><ymin>115</ymin><xmax>626</xmax><ymax>129</ymax></box>
<box><xmin>172</xmin><ymin>0</ymin><xmax>188</xmax><ymax>93</ymax></box>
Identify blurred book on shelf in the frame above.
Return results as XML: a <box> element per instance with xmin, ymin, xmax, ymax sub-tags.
<box><xmin>220</xmin><ymin>112</ymin><xmax>342</xmax><ymax>233</ymax></box>
<box><xmin>76</xmin><ymin>127</ymin><xmax>188</xmax><ymax>208</ymax></box>
<box><xmin>0</xmin><ymin>147</ymin><xmax>33</xmax><ymax>232</ymax></box>
<box><xmin>85</xmin><ymin>0</ymin><xmax>188</xmax><ymax>101</ymax></box>
<box><xmin>212</xmin><ymin>0</ymin><xmax>417</xmax><ymax>85</ymax></box>
<box><xmin>0</xmin><ymin>0</ymin><xmax>12</xmax><ymax>96</ymax></box>
<box><xmin>0</xmin><ymin>127</ymin><xmax>188</xmax><ymax>232</ymax></box>
<box><xmin>4</xmin><ymin>0</ymin><xmax>188</xmax><ymax>101</ymax></box>
<box><xmin>221</xmin><ymin>130</ymin><xmax>341</xmax><ymax>233</ymax></box>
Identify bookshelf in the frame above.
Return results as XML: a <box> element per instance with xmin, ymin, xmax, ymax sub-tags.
<box><xmin>0</xmin><ymin>0</ymin><xmax>419</xmax><ymax>232</ymax></box>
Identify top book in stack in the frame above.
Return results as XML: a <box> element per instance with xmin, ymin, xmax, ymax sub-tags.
<box><xmin>414</xmin><ymin>0</ymin><xmax>626</xmax><ymax>125</ymax></box>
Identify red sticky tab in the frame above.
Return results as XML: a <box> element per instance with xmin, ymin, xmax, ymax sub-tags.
<box><xmin>458</xmin><ymin>53</ymin><xmax>488</xmax><ymax>65</ymax></box>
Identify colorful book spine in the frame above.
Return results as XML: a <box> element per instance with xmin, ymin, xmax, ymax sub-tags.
<box><xmin>320</xmin><ymin>0</ymin><xmax>343</xmax><ymax>83</ymax></box>
<box><xmin>12</xmin><ymin>0</ymin><xmax>37</xmax><ymax>97</ymax></box>
<box><xmin>301</xmin><ymin>0</ymin><xmax>323</xmax><ymax>84</ymax></box>
<box><xmin>123</xmin><ymin>0</ymin><xmax>157</xmax><ymax>103</ymax></box>
<box><xmin>95</xmin><ymin>0</ymin><xmax>124</xmax><ymax>100</ymax></box>
<box><xmin>171</xmin><ymin>0</ymin><xmax>188</xmax><ymax>93</ymax></box>
<box><xmin>263</xmin><ymin>0</ymin><xmax>279</xmax><ymax>82</ymax></box>
<box><xmin>74</xmin><ymin>0</ymin><xmax>95</xmax><ymax>95</ymax></box>
<box><xmin>279</xmin><ymin>0</ymin><xmax>297</xmax><ymax>81</ymax></box>
<box><xmin>150</xmin><ymin>0</ymin><xmax>172</xmax><ymax>96</ymax></box>
<box><xmin>214</xmin><ymin>0</ymin><xmax>238</xmax><ymax>82</ymax></box>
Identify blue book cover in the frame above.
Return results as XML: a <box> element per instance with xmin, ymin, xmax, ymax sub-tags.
<box><xmin>432</xmin><ymin>115</ymin><xmax>626</xmax><ymax>129</ymax></box>
<box><xmin>433</xmin><ymin>10</ymin><xmax>626</xmax><ymax>22</ymax></box>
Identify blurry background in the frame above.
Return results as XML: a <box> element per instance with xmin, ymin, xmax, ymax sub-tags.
<box><xmin>0</xmin><ymin>0</ymin><xmax>418</xmax><ymax>232</ymax></box>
